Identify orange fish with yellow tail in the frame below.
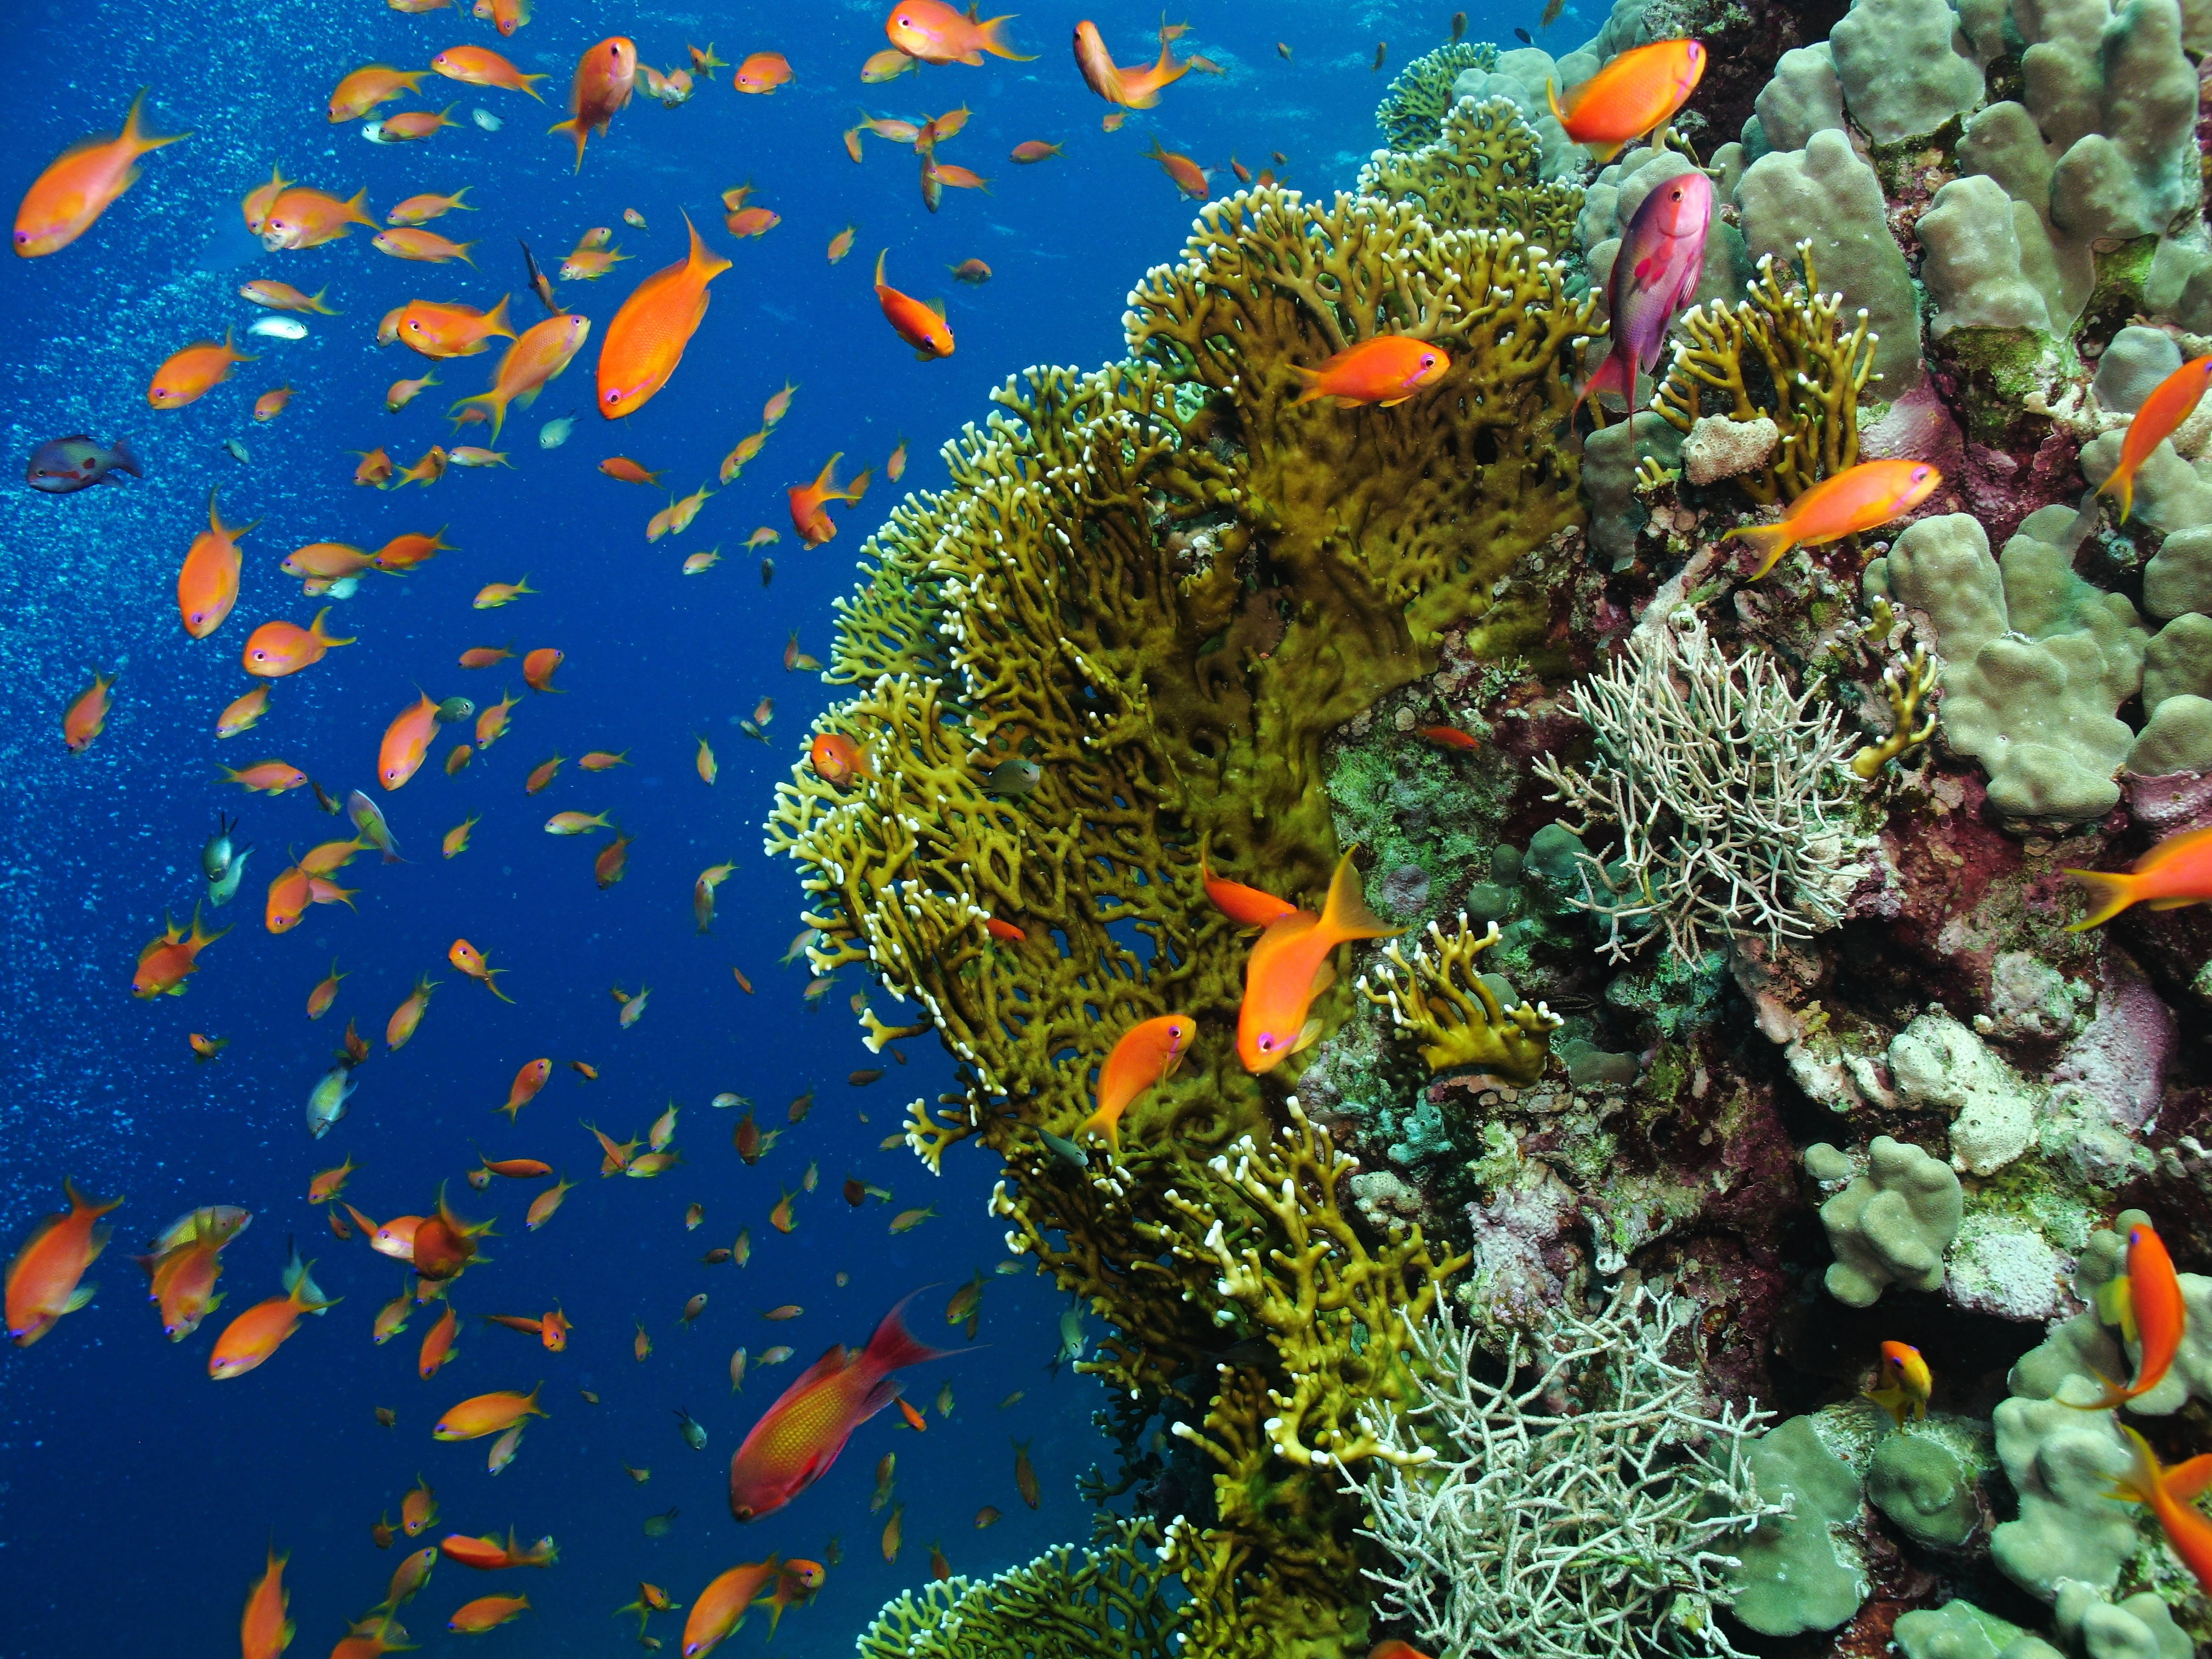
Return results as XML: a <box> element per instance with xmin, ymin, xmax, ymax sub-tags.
<box><xmin>449</xmin><ymin>312</ymin><xmax>591</xmax><ymax>441</ymax></box>
<box><xmin>2109</xmin><ymin>1424</ymin><xmax>2212</xmax><ymax>1597</ymax></box>
<box><xmin>1722</xmin><ymin>459</ymin><xmax>1941</xmax><ymax>581</ymax></box>
<box><xmin>13</xmin><ymin>89</ymin><xmax>187</xmax><ymax>257</ymax></box>
<box><xmin>2066</xmin><ymin>825</ymin><xmax>2212</xmax><ymax>930</ymax></box>
<box><xmin>243</xmin><ymin>608</ymin><xmax>355</xmax><ymax>677</ymax></box>
<box><xmin>681</xmin><ymin>1558</ymin><xmax>781</xmax><ymax>1657</ymax></box>
<box><xmin>378</xmin><ymin>692</ymin><xmax>442</xmax><ymax>791</ymax></box>
<box><xmin>1289</xmin><ymin>337</ymin><xmax>1450</xmax><ymax>409</ymax></box>
<box><xmin>450</xmin><ymin>938</ymin><xmax>516</xmax><ymax>1002</ymax></box>
<box><xmin>886</xmin><ymin>1</ymin><xmax>1033</xmax><ymax>64</ymax></box>
<box><xmin>2093</xmin><ymin>354</ymin><xmax>2212</xmax><ymax>524</ymax></box>
<box><xmin>149</xmin><ymin>329</ymin><xmax>254</xmax><ymax>409</ymax></box>
<box><xmin>239</xmin><ymin>1544</ymin><xmax>294</xmax><ymax>1659</ymax></box>
<box><xmin>1236</xmin><ymin>850</ymin><xmax>1396</xmax><ymax>1073</ymax></box>
<box><xmin>728</xmin><ymin>1292</ymin><xmax>950</xmax><ymax>1521</ymax></box>
<box><xmin>207</xmin><ymin>1241</ymin><xmax>337</xmax><ymax>1378</ymax></box>
<box><xmin>550</xmin><ymin>36</ymin><xmax>638</xmax><ymax>170</ymax></box>
<box><xmin>434</xmin><ymin>1383</ymin><xmax>548</xmax><ymax>1440</ymax></box>
<box><xmin>1863</xmin><ymin>1340</ymin><xmax>1930</xmax><ymax>1427</ymax></box>
<box><xmin>177</xmin><ymin>490</ymin><xmax>256</xmax><ymax>638</ymax></box>
<box><xmin>597</xmin><ymin>216</ymin><xmax>728</xmax><ymax>417</ymax></box>
<box><xmin>2065</xmin><ymin>1220</ymin><xmax>2187</xmax><ymax>1410</ymax></box>
<box><xmin>789</xmin><ymin>454</ymin><xmax>872</xmax><ymax>546</ymax></box>
<box><xmin>1077</xmin><ymin>1014</ymin><xmax>1196</xmax><ymax>1151</ymax></box>
<box><xmin>873</xmin><ymin>249</ymin><xmax>954</xmax><ymax>360</ymax></box>
<box><xmin>134</xmin><ymin>907</ymin><xmax>228</xmax><ymax>997</ymax></box>
<box><xmin>6</xmin><ymin>1178</ymin><xmax>120</xmax><ymax>1345</ymax></box>
<box><xmin>1073</xmin><ymin>20</ymin><xmax>1189</xmax><ymax>109</ymax></box>
<box><xmin>1547</xmin><ymin>39</ymin><xmax>1706</xmax><ymax>163</ymax></box>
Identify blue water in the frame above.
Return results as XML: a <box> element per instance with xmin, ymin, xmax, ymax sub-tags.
<box><xmin>0</xmin><ymin>3</ymin><xmax>1530</xmax><ymax>1651</ymax></box>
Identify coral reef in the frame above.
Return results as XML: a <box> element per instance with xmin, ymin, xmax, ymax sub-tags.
<box><xmin>1351</xmin><ymin>1285</ymin><xmax>1780</xmax><ymax>1659</ymax></box>
<box><xmin>809</xmin><ymin>0</ymin><xmax>2212</xmax><ymax>1653</ymax></box>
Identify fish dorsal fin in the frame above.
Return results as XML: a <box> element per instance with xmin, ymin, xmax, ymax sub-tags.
<box><xmin>925</xmin><ymin>297</ymin><xmax>945</xmax><ymax>317</ymax></box>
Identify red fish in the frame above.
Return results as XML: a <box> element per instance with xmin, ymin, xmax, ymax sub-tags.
<box><xmin>1237</xmin><ymin>851</ymin><xmax>1394</xmax><ymax>1072</ymax></box>
<box><xmin>1289</xmin><ymin>337</ymin><xmax>1450</xmax><ymax>409</ymax></box>
<box><xmin>1140</xmin><ymin>136</ymin><xmax>1209</xmax><ymax>199</ymax></box>
<box><xmin>873</xmin><ymin>250</ymin><xmax>954</xmax><ymax>360</ymax></box>
<box><xmin>2111</xmin><ymin>1424</ymin><xmax>2212</xmax><ymax>1597</ymax></box>
<box><xmin>789</xmin><ymin>454</ymin><xmax>873</xmax><ymax>545</ymax></box>
<box><xmin>550</xmin><ymin>36</ymin><xmax>638</xmax><ymax>170</ymax></box>
<box><xmin>728</xmin><ymin>1293</ymin><xmax>950</xmax><ymax>1520</ymax></box>
<box><xmin>2067</xmin><ymin>825</ymin><xmax>2212</xmax><ymax>929</ymax></box>
<box><xmin>6</xmin><ymin>1178</ymin><xmax>120</xmax><ymax>1345</ymax></box>
<box><xmin>1077</xmin><ymin>1014</ymin><xmax>1196</xmax><ymax>1151</ymax></box>
<box><xmin>1201</xmin><ymin>849</ymin><xmax>1297</xmax><ymax>929</ymax></box>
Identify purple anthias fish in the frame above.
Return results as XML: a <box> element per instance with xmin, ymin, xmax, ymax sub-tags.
<box><xmin>25</xmin><ymin>434</ymin><xmax>140</xmax><ymax>493</ymax></box>
<box><xmin>1575</xmin><ymin>169</ymin><xmax>1713</xmax><ymax>420</ymax></box>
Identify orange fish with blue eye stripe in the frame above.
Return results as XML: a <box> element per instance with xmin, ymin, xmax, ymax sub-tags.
<box><xmin>728</xmin><ymin>1293</ymin><xmax>949</xmax><ymax>1521</ymax></box>
<box><xmin>1864</xmin><ymin>1340</ymin><xmax>1930</xmax><ymax>1427</ymax></box>
<box><xmin>1077</xmin><ymin>1015</ymin><xmax>1196</xmax><ymax>1152</ymax></box>
<box><xmin>1236</xmin><ymin>851</ymin><xmax>1395</xmax><ymax>1073</ymax></box>
<box><xmin>1547</xmin><ymin>39</ymin><xmax>1706</xmax><ymax>163</ymax></box>
<box><xmin>596</xmin><ymin>215</ymin><xmax>728</xmax><ymax>418</ymax></box>
<box><xmin>2066</xmin><ymin>1220</ymin><xmax>2187</xmax><ymax>1411</ymax></box>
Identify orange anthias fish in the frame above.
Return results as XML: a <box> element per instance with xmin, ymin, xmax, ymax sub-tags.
<box><xmin>1077</xmin><ymin>1014</ymin><xmax>1196</xmax><ymax>1151</ymax></box>
<box><xmin>1723</xmin><ymin>460</ymin><xmax>1942</xmax><ymax>581</ymax></box>
<box><xmin>243</xmin><ymin>607</ymin><xmax>356</xmax><ymax>677</ymax></box>
<box><xmin>177</xmin><ymin>489</ymin><xmax>256</xmax><ymax>638</ymax></box>
<box><xmin>1202</xmin><ymin>849</ymin><xmax>1299</xmax><ymax>928</ymax></box>
<box><xmin>330</xmin><ymin>63</ymin><xmax>425</xmax><ymax>121</ymax></box>
<box><xmin>1863</xmin><ymin>1340</ymin><xmax>1931</xmax><ymax>1427</ymax></box>
<box><xmin>260</xmin><ymin>186</ymin><xmax>378</xmax><ymax>251</ymax></box>
<box><xmin>240</xmin><ymin>164</ymin><xmax>289</xmax><ymax>237</ymax></box>
<box><xmin>2067</xmin><ymin>1221</ymin><xmax>2187</xmax><ymax>1410</ymax></box>
<box><xmin>598</xmin><ymin>216</ymin><xmax>730</xmax><ymax>417</ymax></box>
<box><xmin>2112</xmin><ymin>1424</ymin><xmax>2212</xmax><ymax>1596</ymax></box>
<box><xmin>2097</xmin><ymin>355</ymin><xmax>2212</xmax><ymax>522</ymax></box>
<box><xmin>239</xmin><ymin>1544</ymin><xmax>294</xmax><ymax>1659</ymax></box>
<box><xmin>450</xmin><ymin>938</ymin><xmax>516</xmax><ymax>1003</ymax></box>
<box><xmin>434</xmin><ymin>1383</ymin><xmax>548</xmax><ymax>1440</ymax></box>
<box><xmin>733</xmin><ymin>52</ymin><xmax>792</xmax><ymax>92</ymax></box>
<box><xmin>134</xmin><ymin>908</ymin><xmax>228</xmax><ymax>997</ymax></box>
<box><xmin>682</xmin><ymin>1558</ymin><xmax>782</xmax><ymax>1657</ymax></box>
<box><xmin>419</xmin><ymin>1302</ymin><xmax>460</xmax><ymax>1378</ymax></box>
<box><xmin>789</xmin><ymin>454</ymin><xmax>873</xmax><ymax>546</ymax></box>
<box><xmin>139</xmin><ymin>1205</ymin><xmax>251</xmax><ymax>1340</ymax></box>
<box><xmin>439</xmin><ymin>1528</ymin><xmax>557</xmax><ymax>1569</ymax></box>
<box><xmin>873</xmin><ymin>250</ymin><xmax>954</xmax><ymax>360</ymax></box>
<box><xmin>388</xmin><ymin>975</ymin><xmax>439</xmax><ymax>1050</ymax></box>
<box><xmin>1548</xmin><ymin>39</ymin><xmax>1707</xmax><ymax>163</ymax></box>
<box><xmin>379</xmin><ymin>692</ymin><xmax>442</xmax><ymax>791</ymax></box>
<box><xmin>1289</xmin><ymin>336</ymin><xmax>1451</xmax><ymax>409</ymax></box>
<box><xmin>885</xmin><ymin>1</ymin><xmax>1033</xmax><ymax>65</ymax></box>
<box><xmin>550</xmin><ymin>35</ymin><xmax>638</xmax><ymax>170</ymax></box>
<box><xmin>2067</xmin><ymin>825</ymin><xmax>2212</xmax><ymax>929</ymax></box>
<box><xmin>809</xmin><ymin>731</ymin><xmax>870</xmax><ymax>786</ymax></box>
<box><xmin>148</xmin><ymin>329</ymin><xmax>254</xmax><ymax>409</ymax></box>
<box><xmin>601</xmin><ymin>456</ymin><xmax>663</xmax><ymax>485</ymax></box>
<box><xmin>432</xmin><ymin>44</ymin><xmax>547</xmax><ymax>98</ymax></box>
<box><xmin>1074</xmin><ymin>22</ymin><xmax>1190</xmax><ymax>109</ymax></box>
<box><xmin>13</xmin><ymin>90</ymin><xmax>188</xmax><ymax>258</ymax></box>
<box><xmin>728</xmin><ymin>1292</ymin><xmax>950</xmax><ymax>1521</ymax></box>
<box><xmin>501</xmin><ymin>1057</ymin><xmax>553</xmax><ymax>1119</ymax></box>
<box><xmin>62</xmin><ymin>671</ymin><xmax>112</xmax><ymax>751</ymax></box>
<box><xmin>400</xmin><ymin>295</ymin><xmax>517</xmax><ymax>359</ymax></box>
<box><xmin>6</xmin><ymin>1178</ymin><xmax>120</xmax><ymax>1345</ymax></box>
<box><xmin>450</xmin><ymin>312</ymin><xmax>592</xmax><ymax>441</ymax></box>
<box><xmin>523</xmin><ymin>647</ymin><xmax>564</xmax><ymax>692</ymax></box>
<box><xmin>208</xmin><ymin>1243</ymin><xmax>337</xmax><ymax>1378</ymax></box>
<box><xmin>1237</xmin><ymin>851</ymin><xmax>1396</xmax><ymax>1073</ymax></box>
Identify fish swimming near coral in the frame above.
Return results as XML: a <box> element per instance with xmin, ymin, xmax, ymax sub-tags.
<box><xmin>1574</xmin><ymin>169</ymin><xmax>1711</xmax><ymax>421</ymax></box>
<box><xmin>1548</xmin><ymin>39</ymin><xmax>1705</xmax><ymax>163</ymax></box>
<box><xmin>1237</xmin><ymin>851</ymin><xmax>1396</xmax><ymax>1073</ymax></box>
<box><xmin>2094</xmin><ymin>353</ymin><xmax>2212</xmax><ymax>524</ymax></box>
<box><xmin>2066</xmin><ymin>1221</ymin><xmax>2186</xmax><ymax>1410</ymax></box>
<box><xmin>2109</xmin><ymin>1424</ymin><xmax>2212</xmax><ymax>1597</ymax></box>
<box><xmin>2065</xmin><ymin>825</ymin><xmax>2212</xmax><ymax>930</ymax></box>
<box><xmin>1721</xmin><ymin>459</ymin><xmax>1942</xmax><ymax>581</ymax></box>
<box><xmin>1863</xmin><ymin>1340</ymin><xmax>1929</xmax><ymax>1427</ymax></box>
<box><xmin>1076</xmin><ymin>1014</ymin><xmax>1196</xmax><ymax>1151</ymax></box>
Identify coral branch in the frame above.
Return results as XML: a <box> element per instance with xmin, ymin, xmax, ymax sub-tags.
<box><xmin>1355</xmin><ymin>914</ymin><xmax>1563</xmax><ymax>1081</ymax></box>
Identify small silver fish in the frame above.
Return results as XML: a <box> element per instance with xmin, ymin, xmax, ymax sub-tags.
<box><xmin>223</xmin><ymin>437</ymin><xmax>250</xmax><ymax>464</ymax></box>
<box><xmin>207</xmin><ymin>843</ymin><xmax>251</xmax><ymax>908</ymax></box>
<box><xmin>361</xmin><ymin>119</ymin><xmax>390</xmax><ymax>143</ymax></box>
<box><xmin>471</xmin><ymin>107</ymin><xmax>502</xmax><ymax>132</ymax></box>
<box><xmin>434</xmin><ymin>697</ymin><xmax>475</xmax><ymax>724</ymax></box>
<box><xmin>202</xmin><ymin>813</ymin><xmax>244</xmax><ymax>882</ymax></box>
<box><xmin>982</xmin><ymin>757</ymin><xmax>1041</xmax><ymax>797</ymax></box>
<box><xmin>307</xmin><ymin>1063</ymin><xmax>357</xmax><ymax>1139</ymax></box>
<box><xmin>538</xmin><ymin>413</ymin><xmax>576</xmax><ymax>449</ymax></box>
<box><xmin>248</xmin><ymin>316</ymin><xmax>307</xmax><ymax>340</ymax></box>
<box><xmin>346</xmin><ymin>791</ymin><xmax>402</xmax><ymax>863</ymax></box>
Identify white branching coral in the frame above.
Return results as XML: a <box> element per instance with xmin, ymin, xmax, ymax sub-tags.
<box><xmin>1532</xmin><ymin>613</ymin><xmax>1869</xmax><ymax>964</ymax></box>
<box><xmin>1347</xmin><ymin>1286</ymin><xmax>1782</xmax><ymax>1659</ymax></box>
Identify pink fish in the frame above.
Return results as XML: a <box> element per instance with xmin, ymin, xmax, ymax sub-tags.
<box><xmin>1576</xmin><ymin>169</ymin><xmax>1711</xmax><ymax>420</ymax></box>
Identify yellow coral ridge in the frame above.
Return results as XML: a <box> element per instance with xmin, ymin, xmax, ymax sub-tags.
<box><xmin>1358</xmin><ymin>96</ymin><xmax>1585</xmax><ymax>249</ymax></box>
<box><xmin>1652</xmin><ymin>242</ymin><xmax>1873</xmax><ymax>504</ymax></box>
<box><xmin>1356</xmin><ymin>913</ymin><xmax>1561</xmax><ymax>1081</ymax></box>
<box><xmin>1849</xmin><ymin>644</ymin><xmax>1939</xmax><ymax>780</ymax></box>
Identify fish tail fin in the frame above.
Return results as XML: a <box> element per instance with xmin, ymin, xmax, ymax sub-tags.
<box><xmin>1585</xmin><ymin>138</ymin><xmax>1628</xmax><ymax>164</ymax></box>
<box><xmin>484</xmin><ymin>293</ymin><xmax>515</xmax><ymax>339</ymax></box>
<box><xmin>1075</xmin><ymin>1107</ymin><xmax>1121</xmax><ymax>1152</ymax></box>
<box><xmin>520</xmin><ymin>72</ymin><xmax>548</xmax><ymax>103</ymax></box>
<box><xmin>2059</xmin><ymin>1364</ymin><xmax>2134</xmax><ymax>1412</ymax></box>
<box><xmin>308</xmin><ymin>607</ymin><xmax>358</xmax><ymax>648</ymax></box>
<box><xmin>2063</xmin><ymin>868</ymin><xmax>2140</xmax><ymax>931</ymax></box>
<box><xmin>449</xmin><ymin>390</ymin><xmax>509</xmax><ymax>443</ymax></box>
<box><xmin>344</xmin><ymin>187</ymin><xmax>375</xmax><ymax>228</ymax></box>
<box><xmin>978</xmin><ymin>14</ymin><xmax>1038</xmax><ymax>59</ymax></box>
<box><xmin>2166</xmin><ymin>1452</ymin><xmax>2212</xmax><ymax>1503</ymax></box>
<box><xmin>2101</xmin><ymin>460</ymin><xmax>2137</xmax><ymax>525</ymax></box>
<box><xmin>863</xmin><ymin>1292</ymin><xmax>957</xmax><ymax>1373</ymax></box>
<box><xmin>485</xmin><ymin>965</ymin><xmax>516</xmax><ymax>1004</ymax></box>
<box><xmin>122</xmin><ymin>87</ymin><xmax>189</xmax><ymax>154</ymax></box>
<box><xmin>682</xmin><ymin>211</ymin><xmax>733</xmax><ymax>280</ymax></box>
<box><xmin>1571</xmin><ymin>349</ymin><xmax>1630</xmax><ymax>424</ymax></box>
<box><xmin>306</xmin><ymin>286</ymin><xmax>337</xmax><ymax>313</ymax></box>
<box><xmin>1319</xmin><ymin>849</ymin><xmax>1396</xmax><ymax>943</ymax></box>
<box><xmin>107</xmin><ymin>435</ymin><xmax>142</xmax><ymax>478</ymax></box>
<box><xmin>2107</xmin><ymin>1424</ymin><xmax>2164</xmax><ymax>1508</ymax></box>
<box><xmin>547</xmin><ymin>116</ymin><xmax>585</xmax><ymax>170</ymax></box>
<box><xmin>1720</xmin><ymin>521</ymin><xmax>1797</xmax><ymax>581</ymax></box>
<box><xmin>843</xmin><ymin>468</ymin><xmax>874</xmax><ymax>504</ymax></box>
<box><xmin>1545</xmin><ymin>78</ymin><xmax>1571</xmax><ymax>127</ymax></box>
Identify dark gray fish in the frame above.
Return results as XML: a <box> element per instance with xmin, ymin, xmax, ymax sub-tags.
<box><xmin>434</xmin><ymin>697</ymin><xmax>474</xmax><ymax>724</ymax></box>
<box><xmin>1514</xmin><ymin>26</ymin><xmax>1533</xmax><ymax>43</ymax></box>
<box><xmin>26</xmin><ymin>435</ymin><xmax>140</xmax><ymax>493</ymax></box>
<box><xmin>1037</xmin><ymin>1128</ymin><xmax>1088</xmax><ymax>1169</ymax></box>
<box><xmin>761</xmin><ymin>557</ymin><xmax>775</xmax><ymax>587</ymax></box>
<box><xmin>202</xmin><ymin>813</ymin><xmax>243</xmax><ymax>882</ymax></box>
<box><xmin>224</xmin><ymin>437</ymin><xmax>250</xmax><ymax>464</ymax></box>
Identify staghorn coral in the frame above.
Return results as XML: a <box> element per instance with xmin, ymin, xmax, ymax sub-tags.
<box><xmin>1376</xmin><ymin>40</ymin><xmax>1501</xmax><ymax>151</ymax></box>
<box><xmin>1651</xmin><ymin>245</ymin><xmax>1873</xmax><ymax>504</ymax></box>
<box><xmin>1350</xmin><ymin>1284</ymin><xmax>1781</xmax><ymax>1659</ymax></box>
<box><xmin>1532</xmin><ymin>612</ymin><xmax>1872</xmax><ymax>965</ymax></box>
<box><xmin>1355</xmin><ymin>913</ymin><xmax>1563</xmax><ymax>1081</ymax></box>
<box><xmin>1358</xmin><ymin>96</ymin><xmax>1586</xmax><ymax>248</ymax></box>
<box><xmin>855</xmin><ymin>1518</ymin><xmax>1183</xmax><ymax>1659</ymax></box>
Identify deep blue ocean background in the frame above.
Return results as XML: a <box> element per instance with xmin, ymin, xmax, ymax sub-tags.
<box><xmin>0</xmin><ymin>2</ymin><xmax>1545</xmax><ymax>1651</ymax></box>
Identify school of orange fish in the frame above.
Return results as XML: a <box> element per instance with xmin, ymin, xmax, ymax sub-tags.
<box><xmin>17</xmin><ymin>5</ymin><xmax>2212</xmax><ymax>1654</ymax></box>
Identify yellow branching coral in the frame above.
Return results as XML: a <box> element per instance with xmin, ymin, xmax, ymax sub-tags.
<box><xmin>1355</xmin><ymin>915</ymin><xmax>1562</xmax><ymax>1081</ymax></box>
<box><xmin>1850</xmin><ymin>644</ymin><xmax>1939</xmax><ymax>779</ymax></box>
<box><xmin>765</xmin><ymin>167</ymin><xmax>1590</xmax><ymax>1659</ymax></box>
<box><xmin>1375</xmin><ymin>40</ymin><xmax>1500</xmax><ymax>149</ymax></box>
<box><xmin>1358</xmin><ymin>96</ymin><xmax>1584</xmax><ymax>249</ymax></box>
<box><xmin>1652</xmin><ymin>243</ymin><xmax>1874</xmax><ymax>504</ymax></box>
